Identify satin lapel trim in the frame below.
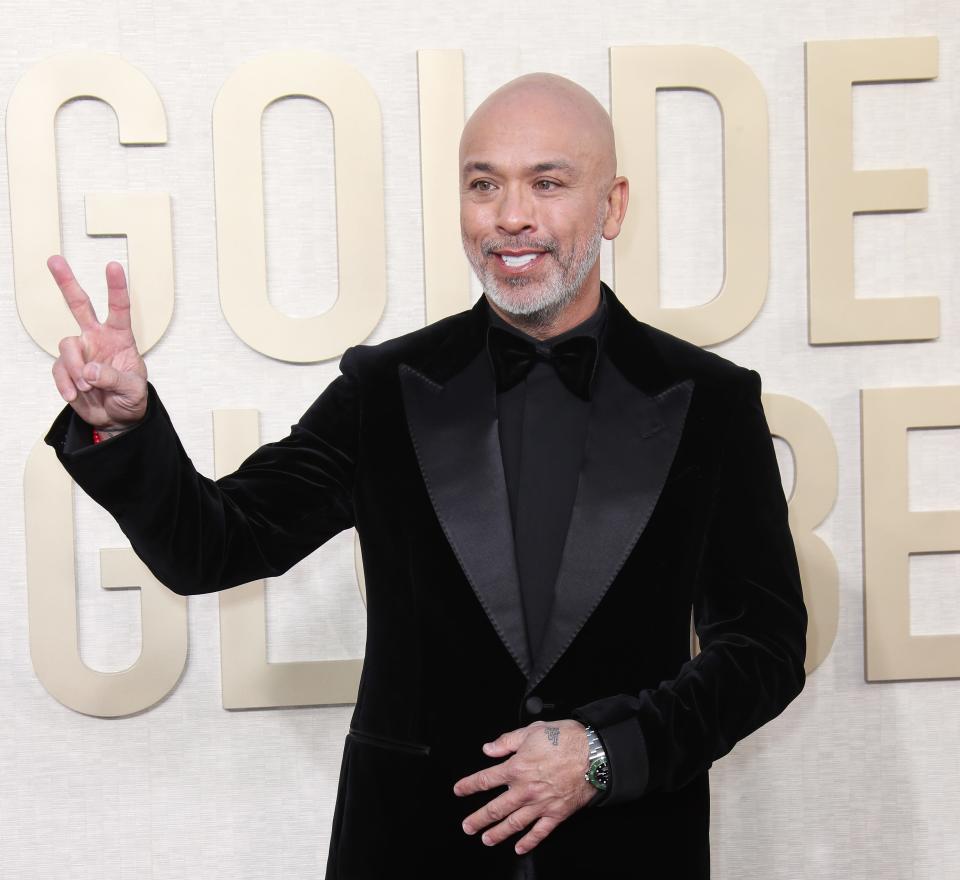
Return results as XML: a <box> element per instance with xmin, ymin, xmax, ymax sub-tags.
<box><xmin>400</xmin><ymin>352</ymin><xmax>532</xmax><ymax>676</ymax></box>
<box><xmin>527</xmin><ymin>361</ymin><xmax>695</xmax><ymax>691</ymax></box>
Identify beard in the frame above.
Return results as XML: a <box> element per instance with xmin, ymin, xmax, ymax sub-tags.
<box><xmin>463</xmin><ymin>201</ymin><xmax>606</xmax><ymax>330</ymax></box>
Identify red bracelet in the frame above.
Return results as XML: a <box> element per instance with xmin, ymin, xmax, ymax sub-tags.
<box><xmin>93</xmin><ymin>427</ymin><xmax>130</xmax><ymax>444</ymax></box>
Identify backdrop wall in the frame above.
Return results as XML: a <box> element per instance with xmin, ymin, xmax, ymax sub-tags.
<box><xmin>2</xmin><ymin>0</ymin><xmax>958</xmax><ymax>877</ymax></box>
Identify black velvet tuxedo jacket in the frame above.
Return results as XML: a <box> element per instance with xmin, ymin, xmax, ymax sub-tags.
<box><xmin>46</xmin><ymin>284</ymin><xmax>807</xmax><ymax>879</ymax></box>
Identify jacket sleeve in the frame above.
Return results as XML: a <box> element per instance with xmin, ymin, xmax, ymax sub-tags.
<box><xmin>575</xmin><ymin>368</ymin><xmax>808</xmax><ymax>806</ymax></box>
<box><xmin>43</xmin><ymin>348</ymin><xmax>362</xmax><ymax>596</ymax></box>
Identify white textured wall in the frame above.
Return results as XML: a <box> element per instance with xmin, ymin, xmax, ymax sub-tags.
<box><xmin>2</xmin><ymin>0</ymin><xmax>958</xmax><ymax>877</ymax></box>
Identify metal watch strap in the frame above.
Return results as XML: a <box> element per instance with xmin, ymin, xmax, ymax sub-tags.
<box><xmin>583</xmin><ymin>724</ymin><xmax>609</xmax><ymax>791</ymax></box>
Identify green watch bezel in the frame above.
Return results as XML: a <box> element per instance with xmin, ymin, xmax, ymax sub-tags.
<box><xmin>586</xmin><ymin>756</ymin><xmax>609</xmax><ymax>791</ymax></box>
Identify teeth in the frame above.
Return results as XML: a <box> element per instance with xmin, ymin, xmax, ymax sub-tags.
<box><xmin>501</xmin><ymin>253</ymin><xmax>539</xmax><ymax>268</ymax></box>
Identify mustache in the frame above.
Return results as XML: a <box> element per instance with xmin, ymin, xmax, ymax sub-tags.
<box><xmin>481</xmin><ymin>237</ymin><xmax>557</xmax><ymax>256</ymax></box>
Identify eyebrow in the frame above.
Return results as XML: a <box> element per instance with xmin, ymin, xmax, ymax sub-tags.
<box><xmin>461</xmin><ymin>159</ymin><xmax>577</xmax><ymax>177</ymax></box>
<box><xmin>531</xmin><ymin>161</ymin><xmax>575</xmax><ymax>174</ymax></box>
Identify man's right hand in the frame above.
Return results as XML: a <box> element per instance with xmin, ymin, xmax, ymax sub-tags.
<box><xmin>48</xmin><ymin>255</ymin><xmax>148</xmax><ymax>433</ymax></box>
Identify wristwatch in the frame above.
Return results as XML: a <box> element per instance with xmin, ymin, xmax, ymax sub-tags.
<box><xmin>583</xmin><ymin>724</ymin><xmax>609</xmax><ymax>792</ymax></box>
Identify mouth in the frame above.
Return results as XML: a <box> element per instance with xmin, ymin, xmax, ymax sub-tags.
<box><xmin>491</xmin><ymin>249</ymin><xmax>548</xmax><ymax>272</ymax></box>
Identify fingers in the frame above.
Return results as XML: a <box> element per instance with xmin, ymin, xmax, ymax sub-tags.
<box><xmin>460</xmin><ymin>783</ymin><xmax>562</xmax><ymax>852</ymax></box>
<box><xmin>53</xmin><ymin>336</ymin><xmax>146</xmax><ymax>415</ymax></box>
<box><xmin>515</xmin><ymin>816</ymin><xmax>560</xmax><ymax>856</ymax></box>
<box><xmin>480</xmin><ymin>804</ymin><xmax>541</xmax><ymax>848</ymax></box>
<box><xmin>57</xmin><ymin>336</ymin><xmax>93</xmax><ymax>393</ymax></box>
<box><xmin>482</xmin><ymin>726</ymin><xmax>527</xmax><ymax>758</ymax></box>
<box><xmin>462</xmin><ymin>789</ymin><xmax>525</xmax><ymax>836</ymax></box>
<box><xmin>52</xmin><ymin>358</ymin><xmax>77</xmax><ymax>403</ymax></box>
<box><xmin>455</xmin><ymin>724</ymin><xmax>537</xmax><ymax>796</ymax></box>
<box><xmin>47</xmin><ymin>255</ymin><xmax>99</xmax><ymax>331</ymax></box>
<box><xmin>103</xmin><ymin>261</ymin><xmax>133</xmax><ymax>332</ymax></box>
<box><xmin>83</xmin><ymin>361</ymin><xmax>144</xmax><ymax>399</ymax></box>
<box><xmin>46</xmin><ymin>255</ymin><xmax>133</xmax><ymax>335</ymax></box>
<box><xmin>453</xmin><ymin>763</ymin><xmax>509</xmax><ymax>797</ymax></box>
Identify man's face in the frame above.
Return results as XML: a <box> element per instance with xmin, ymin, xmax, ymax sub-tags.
<box><xmin>459</xmin><ymin>93</ymin><xmax>617</xmax><ymax>322</ymax></box>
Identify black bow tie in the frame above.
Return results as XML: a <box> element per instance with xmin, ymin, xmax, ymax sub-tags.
<box><xmin>486</xmin><ymin>325</ymin><xmax>599</xmax><ymax>401</ymax></box>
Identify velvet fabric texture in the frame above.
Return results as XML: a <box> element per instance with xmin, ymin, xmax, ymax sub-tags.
<box><xmin>46</xmin><ymin>285</ymin><xmax>807</xmax><ymax>879</ymax></box>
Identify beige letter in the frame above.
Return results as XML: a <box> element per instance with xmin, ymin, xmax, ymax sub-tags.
<box><xmin>24</xmin><ymin>441</ymin><xmax>187</xmax><ymax>717</ymax></box>
<box><xmin>862</xmin><ymin>387</ymin><xmax>960</xmax><ymax>681</ymax></box>
<box><xmin>213</xmin><ymin>52</ymin><xmax>385</xmax><ymax>363</ymax></box>
<box><xmin>418</xmin><ymin>49</ymin><xmax>471</xmax><ymax>322</ymax></box>
<box><xmin>610</xmin><ymin>46</ymin><xmax>769</xmax><ymax>346</ymax></box>
<box><xmin>214</xmin><ymin>410</ymin><xmax>364</xmax><ymax>708</ymax></box>
<box><xmin>762</xmin><ymin>394</ymin><xmax>839</xmax><ymax>674</ymax></box>
<box><xmin>6</xmin><ymin>51</ymin><xmax>172</xmax><ymax>356</ymax></box>
<box><xmin>806</xmin><ymin>37</ymin><xmax>939</xmax><ymax>344</ymax></box>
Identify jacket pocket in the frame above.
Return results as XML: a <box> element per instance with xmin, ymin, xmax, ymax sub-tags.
<box><xmin>347</xmin><ymin>727</ymin><xmax>431</xmax><ymax>756</ymax></box>
<box><xmin>333</xmin><ymin>729</ymin><xmax>433</xmax><ymax>876</ymax></box>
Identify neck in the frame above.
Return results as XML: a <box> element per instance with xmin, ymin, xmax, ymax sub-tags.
<box><xmin>485</xmin><ymin>276</ymin><xmax>602</xmax><ymax>341</ymax></box>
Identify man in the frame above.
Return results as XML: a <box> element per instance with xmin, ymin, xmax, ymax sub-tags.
<box><xmin>45</xmin><ymin>74</ymin><xmax>806</xmax><ymax>878</ymax></box>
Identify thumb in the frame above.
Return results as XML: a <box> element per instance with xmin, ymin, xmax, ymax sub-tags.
<box><xmin>82</xmin><ymin>361</ymin><xmax>145</xmax><ymax>399</ymax></box>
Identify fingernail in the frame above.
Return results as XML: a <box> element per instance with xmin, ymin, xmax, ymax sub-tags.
<box><xmin>462</xmin><ymin>822</ymin><xmax>473</xmax><ymax>835</ymax></box>
<box><xmin>482</xmin><ymin>834</ymin><xmax>493</xmax><ymax>846</ymax></box>
<box><xmin>77</xmin><ymin>378</ymin><xmax>91</xmax><ymax>392</ymax></box>
<box><xmin>515</xmin><ymin>845</ymin><xmax>526</xmax><ymax>855</ymax></box>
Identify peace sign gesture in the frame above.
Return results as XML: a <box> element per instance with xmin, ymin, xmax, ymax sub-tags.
<box><xmin>48</xmin><ymin>255</ymin><xmax>148</xmax><ymax>433</ymax></box>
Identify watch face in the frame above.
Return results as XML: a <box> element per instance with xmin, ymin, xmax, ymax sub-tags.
<box><xmin>587</xmin><ymin>758</ymin><xmax>609</xmax><ymax>791</ymax></box>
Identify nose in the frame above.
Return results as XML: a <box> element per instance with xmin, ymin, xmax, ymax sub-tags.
<box><xmin>495</xmin><ymin>183</ymin><xmax>536</xmax><ymax>237</ymax></box>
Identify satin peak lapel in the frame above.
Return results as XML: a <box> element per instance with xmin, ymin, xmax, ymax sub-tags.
<box><xmin>527</xmin><ymin>361</ymin><xmax>694</xmax><ymax>690</ymax></box>
<box><xmin>400</xmin><ymin>351</ymin><xmax>532</xmax><ymax>676</ymax></box>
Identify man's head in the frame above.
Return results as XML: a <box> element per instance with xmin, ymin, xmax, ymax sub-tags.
<box><xmin>459</xmin><ymin>73</ymin><xmax>628</xmax><ymax>334</ymax></box>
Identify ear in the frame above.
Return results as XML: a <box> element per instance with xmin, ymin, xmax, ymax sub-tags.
<box><xmin>602</xmin><ymin>176</ymin><xmax>629</xmax><ymax>240</ymax></box>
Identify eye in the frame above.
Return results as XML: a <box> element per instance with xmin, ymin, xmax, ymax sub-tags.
<box><xmin>534</xmin><ymin>179</ymin><xmax>560</xmax><ymax>191</ymax></box>
<box><xmin>470</xmin><ymin>179</ymin><xmax>496</xmax><ymax>192</ymax></box>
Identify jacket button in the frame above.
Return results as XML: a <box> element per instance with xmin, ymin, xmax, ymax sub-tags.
<box><xmin>525</xmin><ymin>696</ymin><xmax>544</xmax><ymax>716</ymax></box>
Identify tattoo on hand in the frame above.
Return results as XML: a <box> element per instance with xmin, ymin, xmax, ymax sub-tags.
<box><xmin>545</xmin><ymin>726</ymin><xmax>560</xmax><ymax>746</ymax></box>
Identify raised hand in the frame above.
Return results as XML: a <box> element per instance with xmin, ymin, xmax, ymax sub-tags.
<box><xmin>48</xmin><ymin>255</ymin><xmax>148</xmax><ymax>432</ymax></box>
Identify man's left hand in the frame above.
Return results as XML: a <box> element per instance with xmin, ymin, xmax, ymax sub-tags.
<box><xmin>453</xmin><ymin>719</ymin><xmax>596</xmax><ymax>855</ymax></box>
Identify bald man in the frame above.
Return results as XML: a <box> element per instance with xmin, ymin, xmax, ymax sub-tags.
<box><xmin>46</xmin><ymin>73</ymin><xmax>806</xmax><ymax>879</ymax></box>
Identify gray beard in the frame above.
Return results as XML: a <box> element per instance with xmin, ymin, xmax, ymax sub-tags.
<box><xmin>466</xmin><ymin>207</ymin><xmax>605</xmax><ymax>333</ymax></box>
